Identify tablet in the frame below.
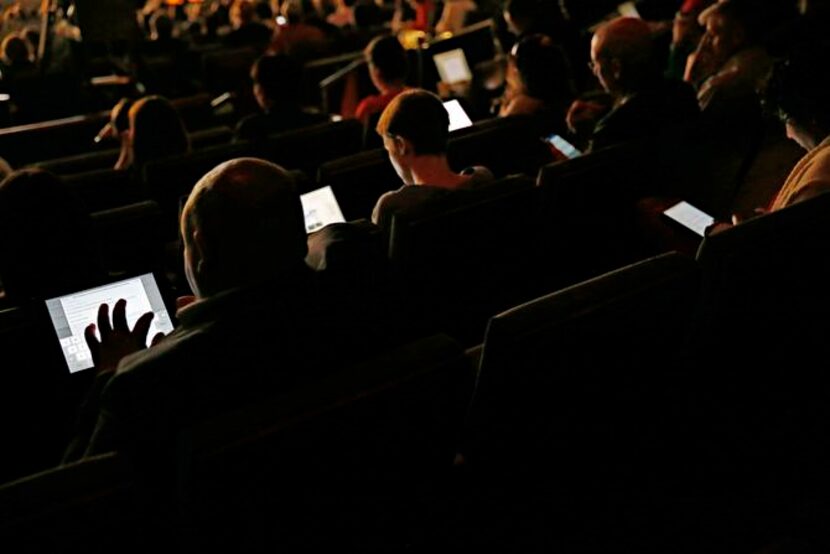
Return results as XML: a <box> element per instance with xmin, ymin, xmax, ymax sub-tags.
<box><xmin>45</xmin><ymin>274</ymin><xmax>175</xmax><ymax>374</ymax></box>
<box><xmin>433</xmin><ymin>48</ymin><xmax>473</xmax><ymax>85</ymax></box>
<box><xmin>300</xmin><ymin>185</ymin><xmax>346</xmax><ymax>233</ymax></box>
<box><xmin>543</xmin><ymin>134</ymin><xmax>582</xmax><ymax>159</ymax></box>
<box><xmin>444</xmin><ymin>99</ymin><xmax>473</xmax><ymax>132</ymax></box>
<box><xmin>663</xmin><ymin>201</ymin><xmax>715</xmax><ymax>237</ymax></box>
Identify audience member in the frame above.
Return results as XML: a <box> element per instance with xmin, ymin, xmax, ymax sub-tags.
<box><xmin>225</xmin><ymin>0</ymin><xmax>273</xmax><ymax>51</ymax></box>
<box><xmin>666</xmin><ymin>0</ymin><xmax>715</xmax><ymax>80</ymax></box>
<box><xmin>271</xmin><ymin>0</ymin><xmax>330</xmax><ymax>59</ymax></box>
<box><xmin>752</xmin><ymin>51</ymin><xmax>830</xmax><ymax>213</ymax></box>
<box><xmin>326</xmin><ymin>0</ymin><xmax>357</xmax><ymax>28</ymax></box>
<box><xmin>371</xmin><ymin>89</ymin><xmax>494</xmax><ymax>228</ymax></box>
<box><xmin>499</xmin><ymin>33</ymin><xmax>575</xmax><ymax>133</ymax></box>
<box><xmin>392</xmin><ymin>0</ymin><xmax>436</xmax><ymax>33</ymax></box>
<box><xmin>0</xmin><ymin>33</ymin><xmax>33</xmax><ymax>77</ymax></box>
<box><xmin>115</xmin><ymin>95</ymin><xmax>190</xmax><ymax>171</ymax></box>
<box><xmin>684</xmin><ymin>0</ymin><xmax>772</xmax><ymax>113</ymax></box>
<box><xmin>355</xmin><ymin>34</ymin><xmax>409</xmax><ymax>125</ymax></box>
<box><xmin>64</xmin><ymin>158</ymin><xmax>369</xmax><ymax>474</ymax></box>
<box><xmin>575</xmin><ymin>17</ymin><xmax>699</xmax><ymax>152</ymax></box>
<box><xmin>0</xmin><ymin>169</ymin><xmax>104</xmax><ymax>304</ymax></box>
<box><xmin>234</xmin><ymin>54</ymin><xmax>329</xmax><ymax>141</ymax></box>
<box><xmin>502</xmin><ymin>0</ymin><xmax>581</xmax><ymax>70</ymax></box>
<box><xmin>435</xmin><ymin>0</ymin><xmax>478</xmax><ymax>35</ymax></box>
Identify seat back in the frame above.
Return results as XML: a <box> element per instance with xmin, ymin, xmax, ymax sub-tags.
<box><xmin>250</xmin><ymin>119</ymin><xmax>364</xmax><ymax>181</ymax></box>
<box><xmin>536</xmin><ymin>142</ymin><xmax>651</xmax><ymax>285</ymax></box>
<box><xmin>179</xmin><ymin>333</ymin><xmax>472</xmax><ymax>550</ymax></box>
<box><xmin>62</xmin><ymin>169</ymin><xmax>142</xmax><ymax>213</ymax></box>
<box><xmin>90</xmin><ymin>201</ymin><xmax>165</xmax><ymax>276</ymax></box>
<box><xmin>0</xmin><ymin>454</ymin><xmax>150</xmax><ymax>554</ymax></box>
<box><xmin>469</xmin><ymin>252</ymin><xmax>700</xmax><ymax>470</ymax></box>
<box><xmin>386</xmin><ymin>175</ymin><xmax>538</xmax><ymax>342</ymax></box>
<box><xmin>317</xmin><ymin>148</ymin><xmax>400</xmax><ymax>221</ymax></box>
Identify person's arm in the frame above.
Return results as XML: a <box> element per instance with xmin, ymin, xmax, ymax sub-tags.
<box><xmin>63</xmin><ymin>300</ymin><xmax>163</xmax><ymax>460</ymax></box>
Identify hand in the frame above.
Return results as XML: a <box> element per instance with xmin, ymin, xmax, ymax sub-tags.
<box><xmin>566</xmin><ymin>99</ymin><xmax>609</xmax><ymax>135</ymax></box>
<box><xmin>84</xmin><ymin>299</ymin><xmax>163</xmax><ymax>374</ymax></box>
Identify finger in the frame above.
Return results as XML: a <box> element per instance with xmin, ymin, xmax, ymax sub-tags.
<box><xmin>97</xmin><ymin>303</ymin><xmax>112</xmax><ymax>339</ymax></box>
<box><xmin>132</xmin><ymin>311</ymin><xmax>155</xmax><ymax>345</ymax></box>
<box><xmin>84</xmin><ymin>323</ymin><xmax>100</xmax><ymax>366</ymax></box>
<box><xmin>151</xmin><ymin>332</ymin><xmax>166</xmax><ymax>347</ymax></box>
<box><xmin>84</xmin><ymin>323</ymin><xmax>99</xmax><ymax>350</ymax></box>
<box><xmin>112</xmin><ymin>298</ymin><xmax>129</xmax><ymax>334</ymax></box>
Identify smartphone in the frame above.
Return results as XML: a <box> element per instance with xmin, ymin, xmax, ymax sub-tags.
<box><xmin>543</xmin><ymin>134</ymin><xmax>582</xmax><ymax>159</ymax></box>
<box><xmin>662</xmin><ymin>201</ymin><xmax>715</xmax><ymax>237</ymax></box>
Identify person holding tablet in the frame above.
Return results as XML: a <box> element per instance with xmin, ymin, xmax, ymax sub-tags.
<box><xmin>64</xmin><ymin>158</ymin><xmax>377</xmax><ymax>475</ymax></box>
<box><xmin>371</xmin><ymin>89</ymin><xmax>493</xmax><ymax>229</ymax></box>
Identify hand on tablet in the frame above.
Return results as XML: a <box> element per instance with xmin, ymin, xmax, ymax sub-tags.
<box><xmin>84</xmin><ymin>299</ymin><xmax>165</xmax><ymax>374</ymax></box>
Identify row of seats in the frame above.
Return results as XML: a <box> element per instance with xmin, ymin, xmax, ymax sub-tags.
<box><xmin>4</xmin><ymin>182</ymin><xmax>830</xmax><ymax>551</ymax></box>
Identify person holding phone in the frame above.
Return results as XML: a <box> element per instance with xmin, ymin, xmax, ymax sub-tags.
<box><xmin>574</xmin><ymin>16</ymin><xmax>699</xmax><ymax>152</ymax></box>
<box><xmin>707</xmin><ymin>49</ymin><xmax>830</xmax><ymax>234</ymax></box>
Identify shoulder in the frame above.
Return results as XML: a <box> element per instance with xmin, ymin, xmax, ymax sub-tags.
<box><xmin>460</xmin><ymin>165</ymin><xmax>495</xmax><ymax>187</ymax></box>
<box><xmin>501</xmin><ymin>94</ymin><xmax>546</xmax><ymax>117</ymax></box>
<box><xmin>234</xmin><ymin>113</ymin><xmax>267</xmax><ymax>141</ymax></box>
<box><xmin>373</xmin><ymin>185</ymin><xmax>446</xmax><ymax>226</ymax></box>
<box><xmin>356</xmin><ymin>95</ymin><xmax>382</xmax><ymax>122</ymax></box>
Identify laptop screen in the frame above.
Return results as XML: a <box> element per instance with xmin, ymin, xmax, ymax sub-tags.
<box><xmin>433</xmin><ymin>48</ymin><xmax>473</xmax><ymax>85</ymax></box>
<box><xmin>300</xmin><ymin>185</ymin><xmax>346</xmax><ymax>234</ymax></box>
<box><xmin>444</xmin><ymin>100</ymin><xmax>473</xmax><ymax>132</ymax></box>
<box><xmin>45</xmin><ymin>273</ymin><xmax>175</xmax><ymax>373</ymax></box>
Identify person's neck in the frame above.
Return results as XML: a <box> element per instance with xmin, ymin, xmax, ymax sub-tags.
<box><xmin>409</xmin><ymin>155</ymin><xmax>467</xmax><ymax>187</ymax></box>
<box><xmin>378</xmin><ymin>81</ymin><xmax>405</xmax><ymax>95</ymax></box>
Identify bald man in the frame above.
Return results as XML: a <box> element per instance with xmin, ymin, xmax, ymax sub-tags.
<box><xmin>64</xmin><ymin>158</ymin><xmax>342</xmax><ymax>469</ymax></box>
<box><xmin>581</xmin><ymin>17</ymin><xmax>699</xmax><ymax>151</ymax></box>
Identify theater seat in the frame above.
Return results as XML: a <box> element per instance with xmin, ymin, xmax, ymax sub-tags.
<box><xmin>177</xmin><ymin>333</ymin><xmax>473</xmax><ymax>551</ymax></box>
<box><xmin>461</xmin><ymin>252</ymin><xmax>700</xmax><ymax>553</ymax></box>
<box><xmin>90</xmin><ymin>200</ymin><xmax>165</xmax><ymax>276</ymax></box>
<box><xmin>385</xmin><ymin>175</ymin><xmax>539</xmax><ymax>343</ymax></box>
<box><xmin>0</xmin><ymin>453</ymin><xmax>153</xmax><ymax>554</ymax></box>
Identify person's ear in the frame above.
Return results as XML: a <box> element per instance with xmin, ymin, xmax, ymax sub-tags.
<box><xmin>192</xmin><ymin>228</ymin><xmax>209</xmax><ymax>277</ymax></box>
<box><xmin>393</xmin><ymin>135</ymin><xmax>412</xmax><ymax>156</ymax></box>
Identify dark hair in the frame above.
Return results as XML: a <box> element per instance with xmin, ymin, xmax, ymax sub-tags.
<box><xmin>130</xmin><ymin>96</ymin><xmax>190</xmax><ymax>168</ymax></box>
<box><xmin>251</xmin><ymin>54</ymin><xmax>303</xmax><ymax>105</ymax></box>
<box><xmin>254</xmin><ymin>0</ymin><xmax>274</xmax><ymax>20</ymax></box>
<box><xmin>376</xmin><ymin>89</ymin><xmax>449</xmax><ymax>155</ymax></box>
<box><xmin>764</xmin><ymin>46</ymin><xmax>830</xmax><ymax>134</ymax></box>
<box><xmin>1</xmin><ymin>35</ymin><xmax>29</xmax><ymax>66</ymax></box>
<box><xmin>512</xmin><ymin>34</ymin><xmax>575</xmax><ymax>107</ymax></box>
<box><xmin>0</xmin><ymin>169</ymin><xmax>102</xmax><ymax>301</ymax></box>
<box><xmin>365</xmin><ymin>35</ymin><xmax>408</xmax><ymax>84</ymax></box>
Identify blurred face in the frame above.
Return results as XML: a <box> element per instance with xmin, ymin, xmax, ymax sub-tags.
<box><xmin>590</xmin><ymin>33</ymin><xmax>619</xmax><ymax>94</ymax></box>
<box><xmin>703</xmin><ymin>13</ymin><xmax>741</xmax><ymax>63</ymax></box>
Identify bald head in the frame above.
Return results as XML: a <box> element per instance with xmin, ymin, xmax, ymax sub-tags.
<box><xmin>591</xmin><ymin>17</ymin><xmax>658</xmax><ymax>95</ymax></box>
<box><xmin>182</xmin><ymin>158</ymin><xmax>307</xmax><ymax>297</ymax></box>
